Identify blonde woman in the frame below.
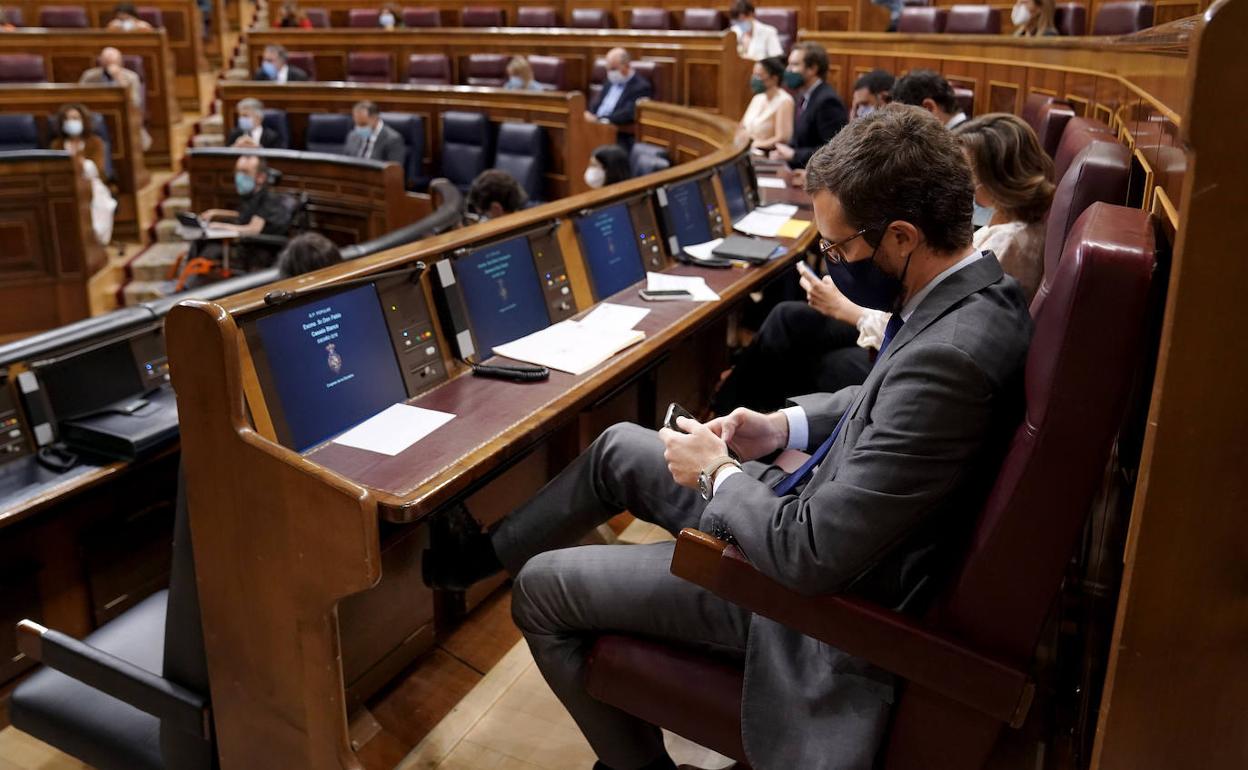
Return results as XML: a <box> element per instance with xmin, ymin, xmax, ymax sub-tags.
<box><xmin>1012</xmin><ymin>0</ymin><xmax>1059</xmax><ymax>36</ymax></box>
<box><xmin>504</xmin><ymin>57</ymin><xmax>545</xmax><ymax>91</ymax></box>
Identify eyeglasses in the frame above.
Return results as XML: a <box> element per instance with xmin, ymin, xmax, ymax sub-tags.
<box><xmin>817</xmin><ymin>228</ymin><xmax>870</xmax><ymax>266</ymax></box>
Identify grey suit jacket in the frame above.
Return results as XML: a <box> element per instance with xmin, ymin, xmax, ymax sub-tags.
<box><xmin>342</xmin><ymin>123</ymin><xmax>407</xmax><ymax>166</ymax></box>
<box><xmin>701</xmin><ymin>254</ymin><xmax>1032</xmax><ymax>769</ymax></box>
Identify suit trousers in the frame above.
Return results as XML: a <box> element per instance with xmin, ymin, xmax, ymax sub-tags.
<box><xmin>498</xmin><ymin>423</ymin><xmax>780</xmax><ymax>769</ymax></box>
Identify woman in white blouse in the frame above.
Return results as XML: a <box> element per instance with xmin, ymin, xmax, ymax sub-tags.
<box><xmin>739</xmin><ymin>57</ymin><xmax>794</xmax><ymax>151</ymax></box>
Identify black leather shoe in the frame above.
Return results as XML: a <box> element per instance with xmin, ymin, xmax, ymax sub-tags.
<box><xmin>421</xmin><ymin>505</ymin><xmax>503</xmax><ymax>590</ymax></box>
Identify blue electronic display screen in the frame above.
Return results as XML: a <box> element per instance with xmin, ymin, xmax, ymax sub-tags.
<box><xmin>719</xmin><ymin>162</ymin><xmax>750</xmax><ymax>222</ymax></box>
<box><xmin>456</xmin><ymin>235</ymin><xmax>550</xmax><ymax>357</ymax></box>
<box><xmin>254</xmin><ymin>283</ymin><xmax>408</xmax><ymax>452</ymax></box>
<box><xmin>662</xmin><ymin>179</ymin><xmax>713</xmax><ymax>249</ymax></box>
<box><xmin>575</xmin><ymin>202</ymin><xmax>647</xmax><ymax>298</ymax></box>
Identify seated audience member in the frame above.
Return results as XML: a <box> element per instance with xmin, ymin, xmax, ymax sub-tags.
<box><xmin>585</xmin><ymin>48</ymin><xmax>652</xmax><ymax>131</ymax></box>
<box><xmin>505</xmin><ymin>56</ymin><xmax>544</xmax><ymax>91</ymax></box>
<box><xmin>714</xmin><ymin>110</ymin><xmax>1053</xmax><ymax>414</ymax></box>
<box><xmin>872</xmin><ymin>0</ymin><xmax>904</xmax><ymax>31</ymax></box>
<box><xmin>343</xmin><ymin>101</ymin><xmax>406</xmax><ymax>165</ymax></box>
<box><xmin>426</xmin><ymin>105</ymin><xmax>1033</xmax><ymax>770</ymax></box>
<box><xmin>278</xmin><ymin>2</ymin><xmax>312</xmax><ymax>28</ymax></box>
<box><xmin>379</xmin><ymin>3</ymin><xmax>401</xmax><ymax>28</ymax></box>
<box><xmin>1013</xmin><ymin>0</ymin><xmax>1059</xmax><ymax>36</ymax></box>
<box><xmin>51</xmin><ymin>103</ymin><xmax>116</xmax><ymax>246</ymax></box>
<box><xmin>277</xmin><ymin>232</ymin><xmax>342</xmax><ymax>276</ymax></box>
<box><xmin>196</xmin><ymin>155</ymin><xmax>295</xmax><ymax>271</ymax></box>
<box><xmin>106</xmin><ymin>2</ymin><xmax>153</xmax><ymax>30</ymax></box>
<box><xmin>79</xmin><ymin>47</ymin><xmax>151</xmax><ymax>150</ymax></box>
<box><xmin>850</xmin><ymin>68</ymin><xmax>894</xmax><ymax>120</ymax></box>
<box><xmin>254</xmin><ymin>44</ymin><xmax>310</xmax><ymax>82</ymax></box>
<box><xmin>741</xmin><ymin>56</ymin><xmax>794</xmax><ymax>150</ymax></box>
<box><xmin>227</xmin><ymin>98</ymin><xmax>284</xmax><ymax>148</ymax></box>
<box><xmin>892</xmin><ymin>69</ymin><xmax>967</xmax><ymax>128</ymax></box>
<box><xmin>584</xmin><ymin>144</ymin><xmax>631</xmax><ymax>188</ymax></box>
<box><xmin>729</xmin><ymin>1</ymin><xmax>783</xmax><ymax>60</ymax></box>
<box><xmin>954</xmin><ymin>113</ymin><xmax>1054</xmax><ymax>301</ymax></box>
<box><xmin>0</xmin><ymin>6</ymin><xmax>15</xmax><ymax>30</ymax></box>
<box><xmin>466</xmin><ymin>169</ymin><xmax>528</xmax><ymax>221</ymax></box>
<box><xmin>770</xmin><ymin>42</ymin><xmax>848</xmax><ymax>168</ymax></box>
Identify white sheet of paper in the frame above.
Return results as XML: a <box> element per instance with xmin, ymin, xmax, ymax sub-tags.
<box><xmin>756</xmin><ymin>203</ymin><xmax>798</xmax><ymax>217</ymax></box>
<box><xmin>732</xmin><ymin>210</ymin><xmax>791</xmax><ymax>238</ymax></box>
<box><xmin>682</xmin><ymin>238</ymin><xmax>724</xmax><ymax>261</ymax></box>
<box><xmin>333</xmin><ymin>403</ymin><xmax>455</xmax><ymax>456</ymax></box>
<box><xmin>580</xmin><ymin>302</ymin><xmax>650</xmax><ymax>331</ymax></box>
<box><xmin>756</xmin><ymin>177</ymin><xmax>787</xmax><ymax>189</ymax></box>
<box><xmin>646</xmin><ymin>271</ymin><xmax>720</xmax><ymax>302</ymax></box>
<box><xmin>494</xmin><ymin>321</ymin><xmax>645</xmax><ymax>375</ymax></box>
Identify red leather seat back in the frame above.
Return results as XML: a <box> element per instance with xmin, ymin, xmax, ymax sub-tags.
<box><xmin>1054</xmin><ymin>2</ymin><xmax>1087</xmax><ymax>34</ymax></box>
<box><xmin>302</xmin><ymin>8</ymin><xmax>329</xmax><ymax>27</ymax></box>
<box><xmin>945</xmin><ymin>4</ymin><xmax>1001</xmax><ymax>33</ymax></box>
<box><xmin>402</xmin><ymin>7</ymin><xmax>440</xmax><ymax>27</ymax></box>
<box><xmin>286</xmin><ymin>51</ymin><xmax>317</xmax><ymax>79</ymax></box>
<box><xmin>347</xmin><ymin>52</ymin><xmax>394</xmax><ymax>83</ymax></box>
<box><xmin>1021</xmin><ymin>93</ymin><xmax>1057</xmax><ymax>132</ymax></box>
<box><xmin>1052</xmin><ymin>116</ymin><xmax>1115</xmax><ymax>181</ymax></box>
<box><xmin>0</xmin><ymin>53</ymin><xmax>47</xmax><ymax>83</ymax></box>
<box><xmin>631</xmin><ymin>60</ymin><xmax>661</xmax><ymax>101</ymax></box>
<box><xmin>571</xmin><ymin>8</ymin><xmax>612</xmax><ymax>28</ymax></box>
<box><xmin>347</xmin><ymin>8</ymin><xmax>379</xmax><ymax>27</ymax></box>
<box><xmin>898</xmin><ymin>7</ymin><xmax>948</xmax><ymax>32</ymax></box>
<box><xmin>629</xmin><ymin>7</ymin><xmax>671</xmax><ymax>29</ymax></box>
<box><xmin>516</xmin><ymin>6</ymin><xmax>558</xmax><ymax>26</ymax></box>
<box><xmin>1034</xmin><ymin>100</ymin><xmax>1077</xmax><ymax>157</ymax></box>
<box><xmin>754</xmin><ymin>7</ymin><xmax>797</xmax><ymax>50</ymax></box>
<box><xmin>38</xmin><ymin>5</ymin><xmax>88</xmax><ymax>27</ymax></box>
<box><xmin>1092</xmin><ymin>0</ymin><xmax>1153</xmax><ymax>34</ymax></box>
<box><xmin>953</xmin><ymin>87</ymin><xmax>974</xmax><ymax>117</ymax></box>
<box><xmin>528</xmin><ymin>55</ymin><xmax>566</xmax><ymax>90</ymax></box>
<box><xmin>465</xmin><ymin>53</ymin><xmax>508</xmax><ymax>87</ymax></box>
<box><xmin>681</xmin><ymin>8</ymin><xmax>726</xmax><ymax>30</ymax></box>
<box><xmin>407</xmin><ymin>53</ymin><xmax>450</xmax><ymax>85</ymax></box>
<box><xmin>137</xmin><ymin>6</ymin><xmax>163</xmax><ymax>27</ymax></box>
<box><xmin>461</xmin><ymin>6</ymin><xmax>505</xmax><ymax>26</ymax></box>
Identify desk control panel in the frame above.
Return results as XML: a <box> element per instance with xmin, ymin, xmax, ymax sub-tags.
<box><xmin>530</xmin><ymin>227</ymin><xmax>577</xmax><ymax>320</ymax></box>
<box><xmin>376</xmin><ymin>275</ymin><xmax>448</xmax><ymax>394</ymax></box>
<box><xmin>628</xmin><ymin>195</ymin><xmax>669</xmax><ymax>272</ymax></box>
<box><xmin>0</xmin><ymin>380</ymin><xmax>29</xmax><ymax>464</ymax></box>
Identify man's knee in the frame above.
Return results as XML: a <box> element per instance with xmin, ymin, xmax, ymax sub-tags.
<box><xmin>758</xmin><ymin>300</ymin><xmax>816</xmax><ymax>350</ymax></box>
<box><xmin>511</xmin><ymin>551</ymin><xmax>562</xmax><ymax>635</ymax></box>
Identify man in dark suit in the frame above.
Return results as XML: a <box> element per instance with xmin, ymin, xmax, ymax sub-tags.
<box><xmin>226</xmin><ymin>98</ymin><xmax>284</xmax><ymax>149</ymax></box>
<box><xmin>426</xmin><ymin>106</ymin><xmax>1032</xmax><ymax>770</ymax></box>
<box><xmin>252</xmin><ymin>44</ymin><xmax>309</xmax><ymax>83</ymax></box>
<box><xmin>585</xmin><ymin>47</ymin><xmax>653</xmax><ymax>145</ymax></box>
<box><xmin>342</xmin><ymin>100</ymin><xmax>406</xmax><ymax>166</ymax></box>
<box><xmin>771</xmin><ymin>41</ymin><xmax>849</xmax><ymax>169</ymax></box>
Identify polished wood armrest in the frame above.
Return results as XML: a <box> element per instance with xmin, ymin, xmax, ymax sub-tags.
<box><xmin>670</xmin><ymin>529</ymin><xmax>1035</xmax><ymax>728</ymax></box>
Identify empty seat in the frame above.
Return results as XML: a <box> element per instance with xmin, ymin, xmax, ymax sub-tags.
<box><xmin>262</xmin><ymin>108</ymin><xmax>291</xmax><ymax>149</ymax></box>
<box><xmin>347</xmin><ymin>52</ymin><xmax>393</xmax><ymax>83</ymax></box>
<box><xmin>304</xmin><ymin>112</ymin><xmax>353</xmax><ymax>154</ymax></box>
<box><xmin>460</xmin><ymin>6</ymin><xmax>504</xmax><ymax>26</ymax></box>
<box><xmin>407</xmin><ymin>53</ymin><xmax>451</xmax><ymax>85</ymax></box>
<box><xmin>631</xmin><ymin>60</ymin><xmax>660</xmax><ymax>98</ymax></box>
<box><xmin>681</xmin><ymin>8</ymin><xmax>726</xmax><ymax>30</ymax></box>
<box><xmin>0</xmin><ymin>114</ymin><xmax>39</xmax><ymax>152</ymax></box>
<box><xmin>570</xmin><ymin>8</ymin><xmax>612</xmax><ymax>28</ymax></box>
<box><xmin>1054</xmin><ymin>3</ymin><xmax>1087</xmax><ymax>34</ymax></box>
<box><xmin>0</xmin><ymin>54</ymin><xmax>47</xmax><ymax>83</ymax></box>
<box><xmin>1091</xmin><ymin>1</ymin><xmax>1153</xmax><ymax>34</ymax></box>
<box><xmin>347</xmin><ymin>8</ymin><xmax>380</xmax><ymax>27</ymax></box>
<box><xmin>303</xmin><ymin>7</ymin><xmax>329</xmax><ymax>27</ymax></box>
<box><xmin>516</xmin><ymin>6</ymin><xmax>558</xmax><ymax>26</ymax></box>
<box><xmin>38</xmin><ymin>5</ymin><xmax>89</xmax><ymax>27</ymax></box>
<box><xmin>755</xmin><ymin>7</ymin><xmax>797</xmax><ymax>50</ymax></box>
<box><xmin>286</xmin><ymin>51</ymin><xmax>317</xmax><ymax>79</ymax></box>
<box><xmin>1034</xmin><ymin>99</ymin><xmax>1078</xmax><ymax>157</ymax></box>
<box><xmin>528</xmin><ymin>55</ymin><xmax>566</xmax><ymax>90</ymax></box>
<box><xmin>464</xmin><ymin>53</ymin><xmax>508</xmax><ymax>87</ymax></box>
<box><xmin>494</xmin><ymin>122</ymin><xmax>544</xmax><ymax>202</ymax></box>
<box><xmin>1039</xmin><ymin>141</ymin><xmax>1131</xmax><ymax>288</ymax></box>
<box><xmin>1022</xmin><ymin>93</ymin><xmax>1060</xmax><ymax>134</ymax></box>
<box><xmin>945</xmin><ymin>4</ymin><xmax>1001</xmax><ymax>33</ymax></box>
<box><xmin>136</xmin><ymin>6</ymin><xmax>163</xmax><ymax>27</ymax></box>
<box><xmin>122</xmin><ymin>54</ymin><xmax>146</xmax><ymax>83</ymax></box>
<box><xmin>953</xmin><ymin>87</ymin><xmax>974</xmax><ymax>117</ymax></box>
<box><xmin>629</xmin><ymin>7</ymin><xmax>671</xmax><ymax>29</ymax></box>
<box><xmin>441</xmin><ymin>111</ymin><xmax>491</xmax><ymax>191</ymax></box>
<box><xmin>898</xmin><ymin>7</ymin><xmax>948</xmax><ymax>32</ymax></box>
<box><xmin>380</xmin><ymin>111</ymin><xmax>426</xmax><ymax>188</ymax></box>
<box><xmin>1053</xmin><ymin>116</ymin><xmax>1116</xmax><ymax>181</ymax></box>
<box><xmin>402</xmin><ymin>7</ymin><xmax>440</xmax><ymax>26</ymax></box>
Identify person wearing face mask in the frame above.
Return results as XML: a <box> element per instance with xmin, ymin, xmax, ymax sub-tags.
<box><xmin>106</xmin><ymin>2</ymin><xmax>153</xmax><ymax>30</ymax></box>
<box><xmin>51</xmin><ymin>103</ymin><xmax>117</xmax><ymax>246</ymax></box>
<box><xmin>583</xmin><ymin>144</ymin><xmax>630</xmax><ymax>189</ymax></box>
<box><xmin>79</xmin><ymin>46</ymin><xmax>152</xmax><ymax>150</ymax></box>
<box><xmin>226</xmin><ymin>98</ymin><xmax>284</xmax><ymax>149</ymax></box>
<box><xmin>849</xmin><ymin>68</ymin><xmax>893</xmax><ymax>121</ymax></box>
<box><xmin>504</xmin><ymin>56</ymin><xmax>545</xmax><ymax>91</ymax></box>
<box><xmin>740</xmin><ymin>56</ymin><xmax>794</xmax><ymax>151</ymax></box>
<box><xmin>378</xmin><ymin>3</ymin><xmax>402</xmax><ymax>29</ymax></box>
<box><xmin>196</xmin><ymin>155</ymin><xmax>295</xmax><ymax>271</ymax></box>
<box><xmin>343</xmin><ymin>100</ymin><xmax>406</xmax><ymax>165</ymax></box>
<box><xmin>465</xmin><ymin>169</ymin><xmax>528</xmax><ymax>221</ymax></box>
<box><xmin>728</xmin><ymin>0</ymin><xmax>783</xmax><ymax>61</ymax></box>
<box><xmin>892</xmin><ymin>69</ymin><xmax>967</xmax><ymax>129</ymax></box>
<box><xmin>1012</xmin><ymin>0</ymin><xmax>1058</xmax><ymax>36</ymax></box>
<box><xmin>584</xmin><ymin>48</ymin><xmax>653</xmax><ymax>147</ymax></box>
<box><xmin>424</xmin><ymin>105</ymin><xmax>1032</xmax><ymax>770</ymax></box>
<box><xmin>253</xmin><ymin>44</ymin><xmax>309</xmax><ymax>83</ymax></box>
<box><xmin>769</xmin><ymin>42</ymin><xmax>848</xmax><ymax>168</ymax></box>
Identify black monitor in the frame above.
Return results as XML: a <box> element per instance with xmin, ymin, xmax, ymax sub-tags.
<box><xmin>655</xmin><ymin>175</ymin><xmax>725</xmax><ymax>256</ymax></box>
<box><xmin>35</xmin><ymin>328</ymin><xmax>164</xmax><ymax>422</ymax></box>
<box><xmin>574</xmin><ymin>198</ymin><xmax>666</xmax><ymax>299</ymax></box>
<box><xmin>718</xmin><ymin>155</ymin><xmax>760</xmax><ymax>223</ymax></box>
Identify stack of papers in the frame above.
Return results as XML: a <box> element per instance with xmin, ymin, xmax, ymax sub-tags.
<box><xmin>333</xmin><ymin>403</ymin><xmax>455</xmax><ymax>456</ymax></box>
<box><xmin>494</xmin><ymin>302</ymin><xmax>649</xmax><ymax>375</ymax></box>
<box><xmin>646</xmin><ymin>271</ymin><xmax>720</xmax><ymax>302</ymax></box>
<box><xmin>682</xmin><ymin>238</ymin><xmax>724</xmax><ymax>261</ymax></box>
<box><xmin>756</xmin><ymin>177</ymin><xmax>787</xmax><ymax>189</ymax></box>
<box><xmin>733</xmin><ymin>204</ymin><xmax>806</xmax><ymax>238</ymax></box>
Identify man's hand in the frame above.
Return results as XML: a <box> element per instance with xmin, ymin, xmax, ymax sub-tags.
<box><xmin>705</xmin><ymin>408</ymin><xmax>789</xmax><ymax>461</ymax></box>
<box><xmin>769</xmin><ymin>143</ymin><xmax>796</xmax><ymax>161</ymax></box>
<box><xmin>583</xmin><ymin>110</ymin><xmax>598</xmax><ymax>123</ymax></box>
<box><xmin>659</xmin><ymin>417</ymin><xmax>728</xmax><ymax>489</ymax></box>
<box><xmin>789</xmin><ymin>168</ymin><xmax>807</xmax><ymax>188</ymax></box>
<box><xmin>232</xmin><ymin>135</ymin><xmax>259</xmax><ymax>148</ymax></box>
<box><xmin>799</xmin><ymin>269</ymin><xmax>864</xmax><ymax>326</ymax></box>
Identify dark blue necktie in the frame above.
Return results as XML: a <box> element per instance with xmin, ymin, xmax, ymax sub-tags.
<box><xmin>772</xmin><ymin>314</ymin><xmax>904</xmax><ymax>496</ymax></box>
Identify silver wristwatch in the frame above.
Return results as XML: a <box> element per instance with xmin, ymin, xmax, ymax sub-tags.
<box><xmin>698</xmin><ymin>456</ymin><xmax>742</xmax><ymax>501</ymax></box>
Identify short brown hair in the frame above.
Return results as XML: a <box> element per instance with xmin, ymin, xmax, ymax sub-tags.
<box><xmin>728</xmin><ymin>1</ymin><xmax>755</xmax><ymax>19</ymax></box>
<box><xmin>805</xmin><ymin>104</ymin><xmax>973</xmax><ymax>254</ymax></box>
<box><xmin>954</xmin><ymin>113</ymin><xmax>1054</xmax><ymax>224</ymax></box>
<box><xmin>792</xmin><ymin>42</ymin><xmax>829</xmax><ymax>80</ymax></box>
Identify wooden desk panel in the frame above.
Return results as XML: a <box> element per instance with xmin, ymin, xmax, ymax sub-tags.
<box><xmin>244</xmin><ymin>27</ymin><xmax>755</xmax><ymax>119</ymax></box>
<box><xmin>0</xmin><ymin>83</ymin><xmax>149</xmax><ymax>241</ymax></box>
<box><xmin>0</xmin><ymin>153</ymin><xmax>106</xmax><ymax>337</ymax></box>
<box><xmin>0</xmin><ymin>30</ymin><xmax>181</xmax><ymax>167</ymax></box>
<box><xmin>220</xmin><ymin>83</ymin><xmax>593</xmax><ymax>201</ymax></box>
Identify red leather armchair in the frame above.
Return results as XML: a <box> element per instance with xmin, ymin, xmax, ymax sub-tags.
<box><xmin>1092</xmin><ymin>1</ymin><xmax>1154</xmax><ymax>34</ymax></box>
<box><xmin>0</xmin><ymin>54</ymin><xmax>48</xmax><ymax>83</ymax></box>
<box><xmin>464</xmin><ymin>53</ymin><xmax>509</xmax><ymax>87</ymax></box>
<box><xmin>588</xmin><ymin>201</ymin><xmax>1158</xmax><ymax>769</ymax></box>
<box><xmin>1033</xmin><ymin>100</ymin><xmax>1077</xmax><ymax>157</ymax></box>
<box><xmin>286</xmin><ymin>51</ymin><xmax>317</xmax><ymax>79</ymax></box>
<box><xmin>628</xmin><ymin>7</ymin><xmax>671</xmax><ymax>29</ymax></box>
<box><xmin>516</xmin><ymin>6</ymin><xmax>559</xmax><ymax>26</ymax></box>
<box><xmin>1053</xmin><ymin>117</ymin><xmax>1115</xmax><ymax>181</ymax></box>
<box><xmin>570</xmin><ymin>8</ymin><xmax>612</xmax><ymax>28</ymax></box>
<box><xmin>347</xmin><ymin>8</ymin><xmax>380</xmax><ymax>27</ymax></box>
<box><xmin>528</xmin><ymin>55</ymin><xmax>567</xmax><ymax>90</ymax></box>
<box><xmin>1054</xmin><ymin>2</ymin><xmax>1087</xmax><ymax>34</ymax></box>
<box><xmin>407</xmin><ymin>53</ymin><xmax>451</xmax><ymax>85</ymax></box>
<box><xmin>754</xmin><ymin>7</ymin><xmax>797</xmax><ymax>51</ymax></box>
<box><xmin>898</xmin><ymin>7</ymin><xmax>948</xmax><ymax>32</ymax></box>
<box><xmin>945</xmin><ymin>4</ymin><xmax>1001</xmax><ymax>33</ymax></box>
<box><xmin>461</xmin><ymin>6</ymin><xmax>505</xmax><ymax>26</ymax></box>
<box><xmin>681</xmin><ymin>8</ymin><xmax>727</xmax><ymax>30</ymax></box>
<box><xmin>347</xmin><ymin>52</ymin><xmax>394</xmax><ymax>83</ymax></box>
<box><xmin>402</xmin><ymin>7</ymin><xmax>440</xmax><ymax>27</ymax></box>
<box><xmin>302</xmin><ymin>8</ymin><xmax>329</xmax><ymax>27</ymax></box>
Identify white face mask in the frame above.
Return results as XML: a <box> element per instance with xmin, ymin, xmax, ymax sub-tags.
<box><xmin>379</xmin><ymin>12</ymin><xmax>395</xmax><ymax>27</ymax></box>
<box><xmin>120</xmin><ymin>18</ymin><xmax>137</xmax><ymax>29</ymax></box>
<box><xmin>607</xmin><ymin>69</ymin><xmax>628</xmax><ymax>86</ymax></box>
<box><xmin>584</xmin><ymin>165</ymin><xmax>606</xmax><ymax>189</ymax></box>
<box><xmin>63</xmin><ymin>119</ymin><xmax>84</xmax><ymax>137</ymax></box>
<box><xmin>1011</xmin><ymin>3</ymin><xmax>1032</xmax><ymax>25</ymax></box>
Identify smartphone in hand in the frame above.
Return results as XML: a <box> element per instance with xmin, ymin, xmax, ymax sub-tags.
<box><xmin>664</xmin><ymin>402</ymin><xmax>697</xmax><ymax>433</ymax></box>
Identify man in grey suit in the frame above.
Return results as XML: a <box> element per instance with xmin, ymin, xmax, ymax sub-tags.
<box><xmin>426</xmin><ymin>105</ymin><xmax>1032</xmax><ymax>770</ymax></box>
<box><xmin>342</xmin><ymin>100</ymin><xmax>406</xmax><ymax>166</ymax></box>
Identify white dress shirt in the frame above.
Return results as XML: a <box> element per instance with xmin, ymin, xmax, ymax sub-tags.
<box><xmin>596</xmin><ymin>73</ymin><xmax>634</xmax><ymax>118</ymax></box>
<box><xmin>735</xmin><ymin>19</ymin><xmax>784</xmax><ymax>60</ymax></box>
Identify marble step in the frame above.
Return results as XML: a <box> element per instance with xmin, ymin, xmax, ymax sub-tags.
<box><xmin>199</xmin><ymin>112</ymin><xmax>224</xmax><ymax>133</ymax></box>
<box><xmin>128</xmin><ymin>242</ymin><xmax>186</xmax><ymax>283</ymax></box>
<box><xmin>168</xmin><ymin>171</ymin><xmax>190</xmax><ymax>198</ymax></box>
<box><xmin>154</xmin><ymin>217</ymin><xmax>182</xmax><ymax>244</ymax></box>
<box><xmin>123</xmin><ymin>279</ymin><xmax>179</xmax><ymax>306</ymax></box>
<box><xmin>223</xmin><ymin>68</ymin><xmax>250</xmax><ymax>82</ymax></box>
<box><xmin>191</xmin><ymin>133</ymin><xmax>224</xmax><ymax>148</ymax></box>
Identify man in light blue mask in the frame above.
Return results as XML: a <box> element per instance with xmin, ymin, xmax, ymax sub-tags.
<box><xmin>584</xmin><ymin>47</ymin><xmax>652</xmax><ymax>147</ymax></box>
<box><xmin>343</xmin><ymin>100</ymin><xmax>407</xmax><ymax>166</ymax></box>
<box><xmin>195</xmin><ymin>155</ymin><xmax>296</xmax><ymax>272</ymax></box>
<box><xmin>253</xmin><ymin>44</ymin><xmax>310</xmax><ymax>83</ymax></box>
<box><xmin>226</xmin><ymin>97</ymin><xmax>284</xmax><ymax>148</ymax></box>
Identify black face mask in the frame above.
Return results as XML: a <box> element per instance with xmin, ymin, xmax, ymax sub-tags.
<box><xmin>825</xmin><ymin>236</ymin><xmax>914</xmax><ymax>313</ymax></box>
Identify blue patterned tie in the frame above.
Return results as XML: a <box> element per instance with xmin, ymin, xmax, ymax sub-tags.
<box><xmin>772</xmin><ymin>314</ymin><xmax>904</xmax><ymax>496</ymax></box>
